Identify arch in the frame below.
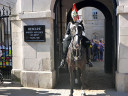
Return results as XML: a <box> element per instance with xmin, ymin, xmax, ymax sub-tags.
<box><xmin>67</xmin><ymin>0</ymin><xmax>112</xmax><ymax>23</ymax></box>
<box><xmin>53</xmin><ymin>0</ymin><xmax>117</xmax><ymax>89</ymax></box>
<box><xmin>53</xmin><ymin>0</ymin><xmax>117</xmax><ymax>73</ymax></box>
<box><xmin>50</xmin><ymin>0</ymin><xmax>56</xmax><ymax>12</ymax></box>
<box><xmin>66</xmin><ymin>0</ymin><xmax>117</xmax><ymax>73</ymax></box>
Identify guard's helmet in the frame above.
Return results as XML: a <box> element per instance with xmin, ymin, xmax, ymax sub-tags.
<box><xmin>71</xmin><ymin>3</ymin><xmax>79</xmax><ymax>20</ymax></box>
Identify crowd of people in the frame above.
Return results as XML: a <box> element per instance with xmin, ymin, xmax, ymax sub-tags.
<box><xmin>90</xmin><ymin>39</ymin><xmax>104</xmax><ymax>62</ymax></box>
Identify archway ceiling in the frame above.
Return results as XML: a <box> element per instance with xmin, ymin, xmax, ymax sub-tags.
<box><xmin>61</xmin><ymin>0</ymin><xmax>113</xmax><ymax>22</ymax></box>
<box><xmin>62</xmin><ymin>0</ymin><xmax>113</xmax><ymax>14</ymax></box>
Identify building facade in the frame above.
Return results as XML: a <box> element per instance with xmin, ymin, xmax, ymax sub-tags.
<box><xmin>81</xmin><ymin>7</ymin><xmax>105</xmax><ymax>41</ymax></box>
<box><xmin>0</xmin><ymin>0</ymin><xmax>128</xmax><ymax>92</ymax></box>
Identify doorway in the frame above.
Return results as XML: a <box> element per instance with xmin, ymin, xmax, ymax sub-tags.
<box><xmin>54</xmin><ymin>0</ymin><xmax>117</xmax><ymax>89</ymax></box>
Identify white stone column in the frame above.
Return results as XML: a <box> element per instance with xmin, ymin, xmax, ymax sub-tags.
<box><xmin>12</xmin><ymin>0</ymin><xmax>56</xmax><ymax>88</ymax></box>
<box><xmin>116</xmin><ymin>3</ymin><xmax>128</xmax><ymax>92</ymax></box>
<box><xmin>11</xmin><ymin>0</ymin><xmax>22</xmax><ymax>80</ymax></box>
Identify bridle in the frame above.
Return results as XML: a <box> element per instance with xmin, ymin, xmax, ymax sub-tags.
<box><xmin>70</xmin><ymin>23</ymin><xmax>83</xmax><ymax>61</ymax></box>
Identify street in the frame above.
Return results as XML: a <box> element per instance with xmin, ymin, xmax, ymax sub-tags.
<box><xmin>0</xmin><ymin>61</ymin><xmax>128</xmax><ymax>96</ymax></box>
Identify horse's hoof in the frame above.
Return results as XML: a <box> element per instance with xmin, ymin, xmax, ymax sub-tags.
<box><xmin>69</xmin><ymin>94</ymin><xmax>73</xmax><ymax>96</ymax></box>
<box><xmin>81</xmin><ymin>93</ymin><xmax>86</xmax><ymax>96</ymax></box>
<box><xmin>88</xmin><ymin>62</ymin><xmax>93</xmax><ymax>67</ymax></box>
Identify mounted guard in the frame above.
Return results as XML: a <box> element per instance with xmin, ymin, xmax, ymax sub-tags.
<box><xmin>59</xmin><ymin>3</ymin><xmax>93</xmax><ymax>68</ymax></box>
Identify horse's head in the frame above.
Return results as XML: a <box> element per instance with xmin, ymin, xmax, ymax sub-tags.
<box><xmin>70</xmin><ymin>22</ymin><xmax>83</xmax><ymax>60</ymax></box>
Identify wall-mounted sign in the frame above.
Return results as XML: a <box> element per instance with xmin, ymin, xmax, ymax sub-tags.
<box><xmin>24</xmin><ymin>25</ymin><xmax>45</xmax><ymax>42</ymax></box>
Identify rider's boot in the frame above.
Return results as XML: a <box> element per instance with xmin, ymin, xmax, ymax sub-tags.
<box><xmin>87</xmin><ymin>59</ymin><xmax>93</xmax><ymax>67</ymax></box>
<box><xmin>88</xmin><ymin>61</ymin><xmax>93</xmax><ymax>67</ymax></box>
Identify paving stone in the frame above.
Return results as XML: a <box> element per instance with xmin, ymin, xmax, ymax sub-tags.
<box><xmin>0</xmin><ymin>62</ymin><xmax>128</xmax><ymax>96</ymax></box>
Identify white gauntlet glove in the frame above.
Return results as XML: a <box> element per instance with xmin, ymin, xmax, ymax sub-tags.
<box><xmin>65</xmin><ymin>34</ymin><xmax>69</xmax><ymax>38</ymax></box>
<box><xmin>82</xmin><ymin>31</ymin><xmax>86</xmax><ymax>36</ymax></box>
<box><xmin>63</xmin><ymin>34</ymin><xmax>69</xmax><ymax>41</ymax></box>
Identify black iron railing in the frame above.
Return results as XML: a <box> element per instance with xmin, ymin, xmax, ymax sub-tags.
<box><xmin>0</xmin><ymin>6</ymin><xmax>12</xmax><ymax>80</ymax></box>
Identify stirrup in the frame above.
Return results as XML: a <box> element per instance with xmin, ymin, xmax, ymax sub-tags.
<box><xmin>88</xmin><ymin>62</ymin><xmax>93</xmax><ymax>67</ymax></box>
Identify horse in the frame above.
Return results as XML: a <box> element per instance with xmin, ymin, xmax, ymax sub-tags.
<box><xmin>66</xmin><ymin>22</ymin><xmax>87</xmax><ymax>96</ymax></box>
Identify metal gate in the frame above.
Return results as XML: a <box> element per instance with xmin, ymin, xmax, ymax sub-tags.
<box><xmin>0</xmin><ymin>6</ymin><xmax>12</xmax><ymax>80</ymax></box>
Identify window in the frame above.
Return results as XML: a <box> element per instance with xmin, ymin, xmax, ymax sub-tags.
<box><xmin>92</xmin><ymin>9</ymin><xmax>98</xmax><ymax>19</ymax></box>
<box><xmin>92</xmin><ymin>33</ymin><xmax>99</xmax><ymax>40</ymax></box>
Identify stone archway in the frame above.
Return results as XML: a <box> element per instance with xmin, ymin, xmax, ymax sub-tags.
<box><xmin>116</xmin><ymin>0</ymin><xmax>128</xmax><ymax>92</ymax></box>
<box><xmin>53</xmin><ymin>0</ymin><xmax>118</xmax><ymax>89</ymax></box>
<box><xmin>66</xmin><ymin>0</ymin><xmax>116</xmax><ymax>73</ymax></box>
<box><xmin>53</xmin><ymin>0</ymin><xmax>128</xmax><ymax>92</ymax></box>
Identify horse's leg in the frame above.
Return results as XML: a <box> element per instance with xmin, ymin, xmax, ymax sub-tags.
<box><xmin>81</xmin><ymin>70</ymin><xmax>86</xmax><ymax>96</ymax></box>
<box><xmin>69</xmin><ymin>67</ymin><xmax>74</xmax><ymax>96</ymax></box>
<box><xmin>75</xmin><ymin>68</ymin><xmax>81</xmax><ymax>88</ymax></box>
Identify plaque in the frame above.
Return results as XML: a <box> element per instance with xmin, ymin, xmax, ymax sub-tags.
<box><xmin>24</xmin><ymin>25</ymin><xmax>45</xmax><ymax>42</ymax></box>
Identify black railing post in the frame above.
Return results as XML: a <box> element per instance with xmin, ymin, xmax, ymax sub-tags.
<box><xmin>0</xmin><ymin>6</ymin><xmax>12</xmax><ymax>79</ymax></box>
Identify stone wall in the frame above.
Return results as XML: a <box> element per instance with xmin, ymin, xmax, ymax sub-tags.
<box><xmin>81</xmin><ymin>7</ymin><xmax>105</xmax><ymax>40</ymax></box>
<box><xmin>11</xmin><ymin>0</ymin><xmax>56</xmax><ymax>88</ymax></box>
<box><xmin>116</xmin><ymin>0</ymin><xmax>128</xmax><ymax>92</ymax></box>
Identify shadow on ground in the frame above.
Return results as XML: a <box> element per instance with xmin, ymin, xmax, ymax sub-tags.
<box><xmin>55</xmin><ymin>61</ymin><xmax>114</xmax><ymax>90</ymax></box>
<box><xmin>0</xmin><ymin>61</ymin><xmax>128</xmax><ymax>96</ymax></box>
<box><xmin>0</xmin><ymin>88</ymin><xmax>61</xmax><ymax>96</ymax></box>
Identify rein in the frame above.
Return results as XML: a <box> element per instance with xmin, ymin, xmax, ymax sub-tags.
<box><xmin>68</xmin><ymin>22</ymin><xmax>84</xmax><ymax>61</ymax></box>
<box><xmin>70</xmin><ymin>34</ymin><xmax>82</xmax><ymax>61</ymax></box>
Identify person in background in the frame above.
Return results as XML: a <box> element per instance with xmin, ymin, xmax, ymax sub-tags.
<box><xmin>93</xmin><ymin>40</ymin><xmax>99</xmax><ymax>61</ymax></box>
<box><xmin>99</xmin><ymin>40</ymin><xmax>104</xmax><ymax>61</ymax></box>
<box><xmin>90</xmin><ymin>39</ymin><xmax>94</xmax><ymax>61</ymax></box>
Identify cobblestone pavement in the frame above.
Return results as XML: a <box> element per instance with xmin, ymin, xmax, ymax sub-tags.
<box><xmin>0</xmin><ymin>61</ymin><xmax>128</xmax><ymax>96</ymax></box>
<box><xmin>0</xmin><ymin>87</ymin><xmax>128</xmax><ymax>96</ymax></box>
